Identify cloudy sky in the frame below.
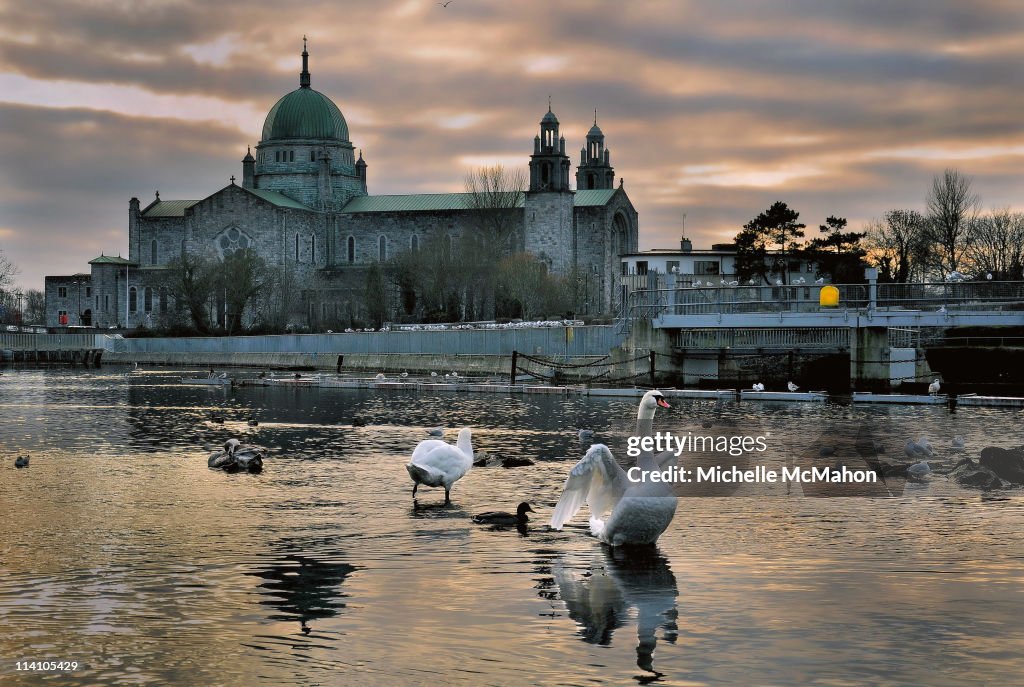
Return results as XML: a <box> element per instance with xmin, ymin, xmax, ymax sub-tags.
<box><xmin>1</xmin><ymin>0</ymin><xmax>1023</xmax><ymax>289</ymax></box>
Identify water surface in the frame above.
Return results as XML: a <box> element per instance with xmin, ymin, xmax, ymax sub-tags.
<box><xmin>1</xmin><ymin>368</ymin><xmax>1022</xmax><ymax>686</ymax></box>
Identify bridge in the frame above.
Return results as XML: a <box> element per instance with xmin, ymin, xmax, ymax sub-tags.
<box><xmin>618</xmin><ymin>277</ymin><xmax>1024</xmax><ymax>389</ymax></box>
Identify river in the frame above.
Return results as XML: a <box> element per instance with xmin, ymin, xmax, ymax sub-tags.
<box><xmin>1</xmin><ymin>368</ymin><xmax>1022</xmax><ymax>686</ymax></box>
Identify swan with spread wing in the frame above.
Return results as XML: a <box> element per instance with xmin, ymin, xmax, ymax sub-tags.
<box><xmin>550</xmin><ymin>390</ymin><xmax>677</xmax><ymax>546</ymax></box>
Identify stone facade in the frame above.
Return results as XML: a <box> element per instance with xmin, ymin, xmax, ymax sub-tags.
<box><xmin>45</xmin><ymin>48</ymin><xmax>639</xmax><ymax>329</ymax></box>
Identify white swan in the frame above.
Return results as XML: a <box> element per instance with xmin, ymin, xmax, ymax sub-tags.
<box><xmin>551</xmin><ymin>390</ymin><xmax>676</xmax><ymax>546</ymax></box>
<box><xmin>407</xmin><ymin>427</ymin><xmax>474</xmax><ymax>503</ymax></box>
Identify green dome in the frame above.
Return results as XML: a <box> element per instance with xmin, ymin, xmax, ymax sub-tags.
<box><xmin>261</xmin><ymin>87</ymin><xmax>349</xmax><ymax>142</ymax></box>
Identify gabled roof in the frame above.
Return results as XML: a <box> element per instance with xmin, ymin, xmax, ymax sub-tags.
<box><xmin>141</xmin><ymin>199</ymin><xmax>199</xmax><ymax>217</ymax></box>
<box><xmin>247</xmin><ymin>188</ymin><xmax>310</xmax><ymax>210</ymax></box>
<box><xmin>574</xmin><ymin>189</ymin><xmax>618</xmax><ymax>206</ymax></box>
<box><xmin>342</xmin><ymin>192</ymin><xmax>524</xmax><ymax>213</ymax></box>
<box><xmin>89</xmin><ymin>255</ymin><xmax>136</xmax><ymax>265</ymax></box>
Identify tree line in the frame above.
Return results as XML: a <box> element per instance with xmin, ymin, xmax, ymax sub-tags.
<box><xmin>734</xmin><ymin>168</ymin><xmax>1024</xmax><ymax>284</ymax></box>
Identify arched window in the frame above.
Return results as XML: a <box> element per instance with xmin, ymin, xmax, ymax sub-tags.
<box><xmin>587</xmin><ymin>173</ymin><xmax>595</xmax><ymax>190</ymax></box>
<box><xmin>159</xmin><ymin>287</ymin><xmax>167</xmax><ymax>313</ymax></box>
<box><xmin>289</xmin><ymin>150</ymin><xmax>295</xmax><ymax>162</ymax></box>
<box><xmin>129</xmin><ymin>287</ymin><xmax>137</xmax><ymax>313</ymax></box>
<box><xmin>295</xmin><ymin>233</ymin><xmax>300</xmax><ymax>262</ymax></box>
<box><xmin>144</xmin><ymin>287</ymin><xmax>153</xmax><ymax>313</ymax></box>
<box><xmin>411</xmin><ymin>234</ymin><xmax>419</xmax><ymax>251</ymax></box>
<box><xmin>378</xmin><ymin>235</ymin><xmax>387</xmax><ymax>261</ymax></box>
<box><xmin>310</xmin><ymin>150</ymin><xmax>316</xmax><ymax>162</ymax></box>
<box><xmin>541</xmin><ymin>162</ymin><xmax>551</xmax><ymax>185</ymax></box>
<box><xmin>347</xmin><ymin>236</ymin><xmax>355</xmax><ymax>264</ymax></box>
<box><xmin>150</xmin><ymin>239</ymin><xmax>158</xmax><ymax>265</ymax></box>
<box><xmin>311</xmin><ymin>235</ymin><xmax>316</xmax><ymax>264</ymax></box>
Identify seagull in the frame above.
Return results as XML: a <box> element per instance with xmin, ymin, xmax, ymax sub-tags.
<box><xmin>787</xmin><ymin>381</ymin><xmax>799</xmax><ymax>392</ymax></box>
<box><xmin>815</xmin><ymin>277</ymin><xmax>825</xmax><ymax>285</ymax></box>
<box><xmin>728</xmin><ymin>280</ymin><xmax>738</xmax><ymax>286</ymax></box>
<box><xmin>375</xmin><ymin>373</ymin><xmax>386</xmax><ymax>381</ymax></box>
<box><xmin>426</xmin><ymin>427</ymin><xmax>444</xmax><ymax>437</ymax></box>
<box><xmin>430</xmin><ymin>372</ymin><xmax>438</xmax><ymax>377</ymax></box>
<box><xmin>928</xmin><ymin>379</ymin><xmax>940</xmax><ymax>395</ymax></box>
<box><xmin>986</xmin><ymin>272</ymin><xmax>993</xmax><ymax>280</ymax></box>
<box><xmin>775</xmin><ymin>279</ymin><xmax>783</xmax><ymax>286</ymax></box>
<box><xmin>400</xmin><ymin>371</ymin><xmax>409</xmax><ymax>378</ymax></box>
<box><xmin>951</xmin><ymin>435</ymin><xmax>965</xmax><ymax>451</ymax></box>
<box><xmin>748</xmin><ymin>278</ymin><xmax>756</xmax><ymax>285</ymax></box>
<box><xmin>437</xmin><ymin>0</ymin><xmax>454</xmax><ymax>6</ymax></box>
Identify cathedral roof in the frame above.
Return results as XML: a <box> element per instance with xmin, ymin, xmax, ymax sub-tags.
<box><xmin>141</xmin><ymin>199</ymin><xmax>199</xmax><ymax>217</ymax></box>
<box><xmin>574</xmin><ymin>189</ymin><xmax>618</xmax><ymax>206</ymax></box>
<box><xmin>342</xmin><ymin>192</ymin><xmax>524</xmax><ymax>213</ymax></box>
<box><xmin>261</xmin><ymin>87</ymin><xmax>350</xmax><ymax>142</ymax></box>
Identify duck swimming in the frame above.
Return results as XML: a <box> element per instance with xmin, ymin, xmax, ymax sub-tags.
<box><xmin>15</xmin><ymin>455</ymin><xmax>29</xmax><ymax>468</ymax></box>
<box><xmin>473</xmin><ymin>502</ymin><xmax>534</xmax><ymax>526</ymax></box>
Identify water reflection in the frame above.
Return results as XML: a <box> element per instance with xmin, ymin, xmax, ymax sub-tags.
<box><xmin>549</xmin><ymin>546</ymin><xmax>679</xmax><ymax>678</ymax></box>
<box><xmin>248</xmin><ymin>551</ymin><xmax>355</xmax><ymax>635</ymax></box>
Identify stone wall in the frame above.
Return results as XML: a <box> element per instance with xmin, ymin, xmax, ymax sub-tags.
<box><xmin>524</xmin><ymin>191</ymin><xmax>574</xmax><ymax>272</ymax></box>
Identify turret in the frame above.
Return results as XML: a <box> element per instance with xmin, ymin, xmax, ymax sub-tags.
<box><xmin>355</xmin><ymin>149</ymin><xmax>367</xmax><ymax>193</ymax></box>
<box><xmin>575</xmin><ymin>110</ymin><xmax>615</xmax><ymax>190</ymax></box>
<box><xmin>528</xmin><ymin>103</ymin><xmax>571</xmax><ymax>192</ymax></box>
<box><xmin>242</xmin><ymin>147</ymin><xmax>255</xmax><ymax>188</ymax></box>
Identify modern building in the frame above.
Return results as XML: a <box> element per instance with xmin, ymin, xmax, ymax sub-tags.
<box><xmin>45</xmin><ymin>44</ymin><xmax>639</xmax><ymax>329</ymax></box>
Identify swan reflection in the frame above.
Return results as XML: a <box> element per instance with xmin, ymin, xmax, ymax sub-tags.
<box><xmin>550</xmin><ymin>547</ymin><xmax>678</xmax><ymax>676</ymax></box>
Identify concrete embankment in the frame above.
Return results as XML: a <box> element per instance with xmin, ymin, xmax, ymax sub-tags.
<box><xmin>103</xmin><ymin>351</ymin><xmax>516</xmax><ymax>375</ymax></box>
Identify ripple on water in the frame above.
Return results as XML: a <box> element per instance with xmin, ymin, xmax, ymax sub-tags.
<box><xmin>1</xmin><ymin>368</ymin><xmax>1023</xmax><ymax>686</ymax></box>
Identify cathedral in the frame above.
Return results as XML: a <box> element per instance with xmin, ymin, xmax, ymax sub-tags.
<box><xmin>45</xmin><ymin>44</ymin><xmax>639</xmax><ymax>329</ymax></box>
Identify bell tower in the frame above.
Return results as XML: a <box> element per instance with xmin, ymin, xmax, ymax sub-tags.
<box><xmin>575</xmin><ymin>110</ymin><xmax>615</xmax><ymax>190</ymax></box>
<box><xmin>528</xmin><ymin>101</ymin><xmax>571</xmax><ymax>192</ymax></box>
<box><xmin>525</xmin><ymin>100</ymin><xmax>574</xmax><ymax>273</ymax></box>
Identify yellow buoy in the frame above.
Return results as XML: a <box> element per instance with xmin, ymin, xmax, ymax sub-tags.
<box><xmin>819</xmin><ymin>284</ymin><xmax>840</xmax><ymax>307</ymax></box>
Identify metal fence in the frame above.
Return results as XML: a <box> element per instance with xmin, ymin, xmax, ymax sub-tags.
<box><xmin>675</xmin><ymin>327</ymin><xmax>849</xmax><ymax>350</ymax></box>
<box><xmin>622</xmin><ymin>281</ymin><xmax>1024</xmax><ymax>320</ymax></box>
<box><xmin>102</xmin><ymin>325</ymin><xmax>624</xmax><ymax>358</ymax></box>
<box><xmin>0</xmin><ymin>332</ymin><xmax>104</xmax><ymax>351</ymax></box>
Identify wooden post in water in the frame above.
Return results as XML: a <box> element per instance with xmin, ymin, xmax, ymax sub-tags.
<box><xmin>649</xmin><ymin>350</ymin><xmax>656</xmax><ymax>388</ymax></box>
<box><xmin>510</xmin><ymin>350</ymin><xmax>518</xmax><ymax>386</ymax></box>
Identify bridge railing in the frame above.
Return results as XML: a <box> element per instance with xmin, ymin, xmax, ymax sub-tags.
<box><xmin>619</xmin><ymin>280</ymin><xmax>1024</xmax><ymax>321</ymax></box>
<box><xmin>876</xmin><ymin>281</ymin><xmax>1024</xmax><ymax>311</ymax></box>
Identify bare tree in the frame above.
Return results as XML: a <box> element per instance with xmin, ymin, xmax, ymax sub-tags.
<box><xmin>24</xmin><ymin>289</ymin><xmax>45</xmax><ymax>324</ymax></box>
<box><xmin>924</xmin><ymin>168</ymin><xmax>980</xmax><ymax>276</ymax></box>
<box><xmin>463</xmin><ymin>165</ymin><xmax>527</xmax><ymax>319</ymax></box>
<box><xmin>865</xmin><ymin>209</ymin><xmax>928</xmax><ymax>283</ymax></box>
<box><xmin>494</xmin><ymin>253</ymin><xmax>567</xmax><ymax>320</ymax></box>
<box><xmin>220</xmin><ymin>248</ymin><xmax>272</xmax><ymax>334</ymax></box>
<box><xmin>163</xmin><ymin>251</ymin><xmax>218</xmax><ymax>334</ymax></box>
<box><xmin>0</xmin><ymin>248</ymin><xmax>17</xmax><ymax>293</ymax></box>
<box><xmin>966</xmin><ymin>208</ymin><xmax>1024</xmax><ymax>279</ymax></box>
